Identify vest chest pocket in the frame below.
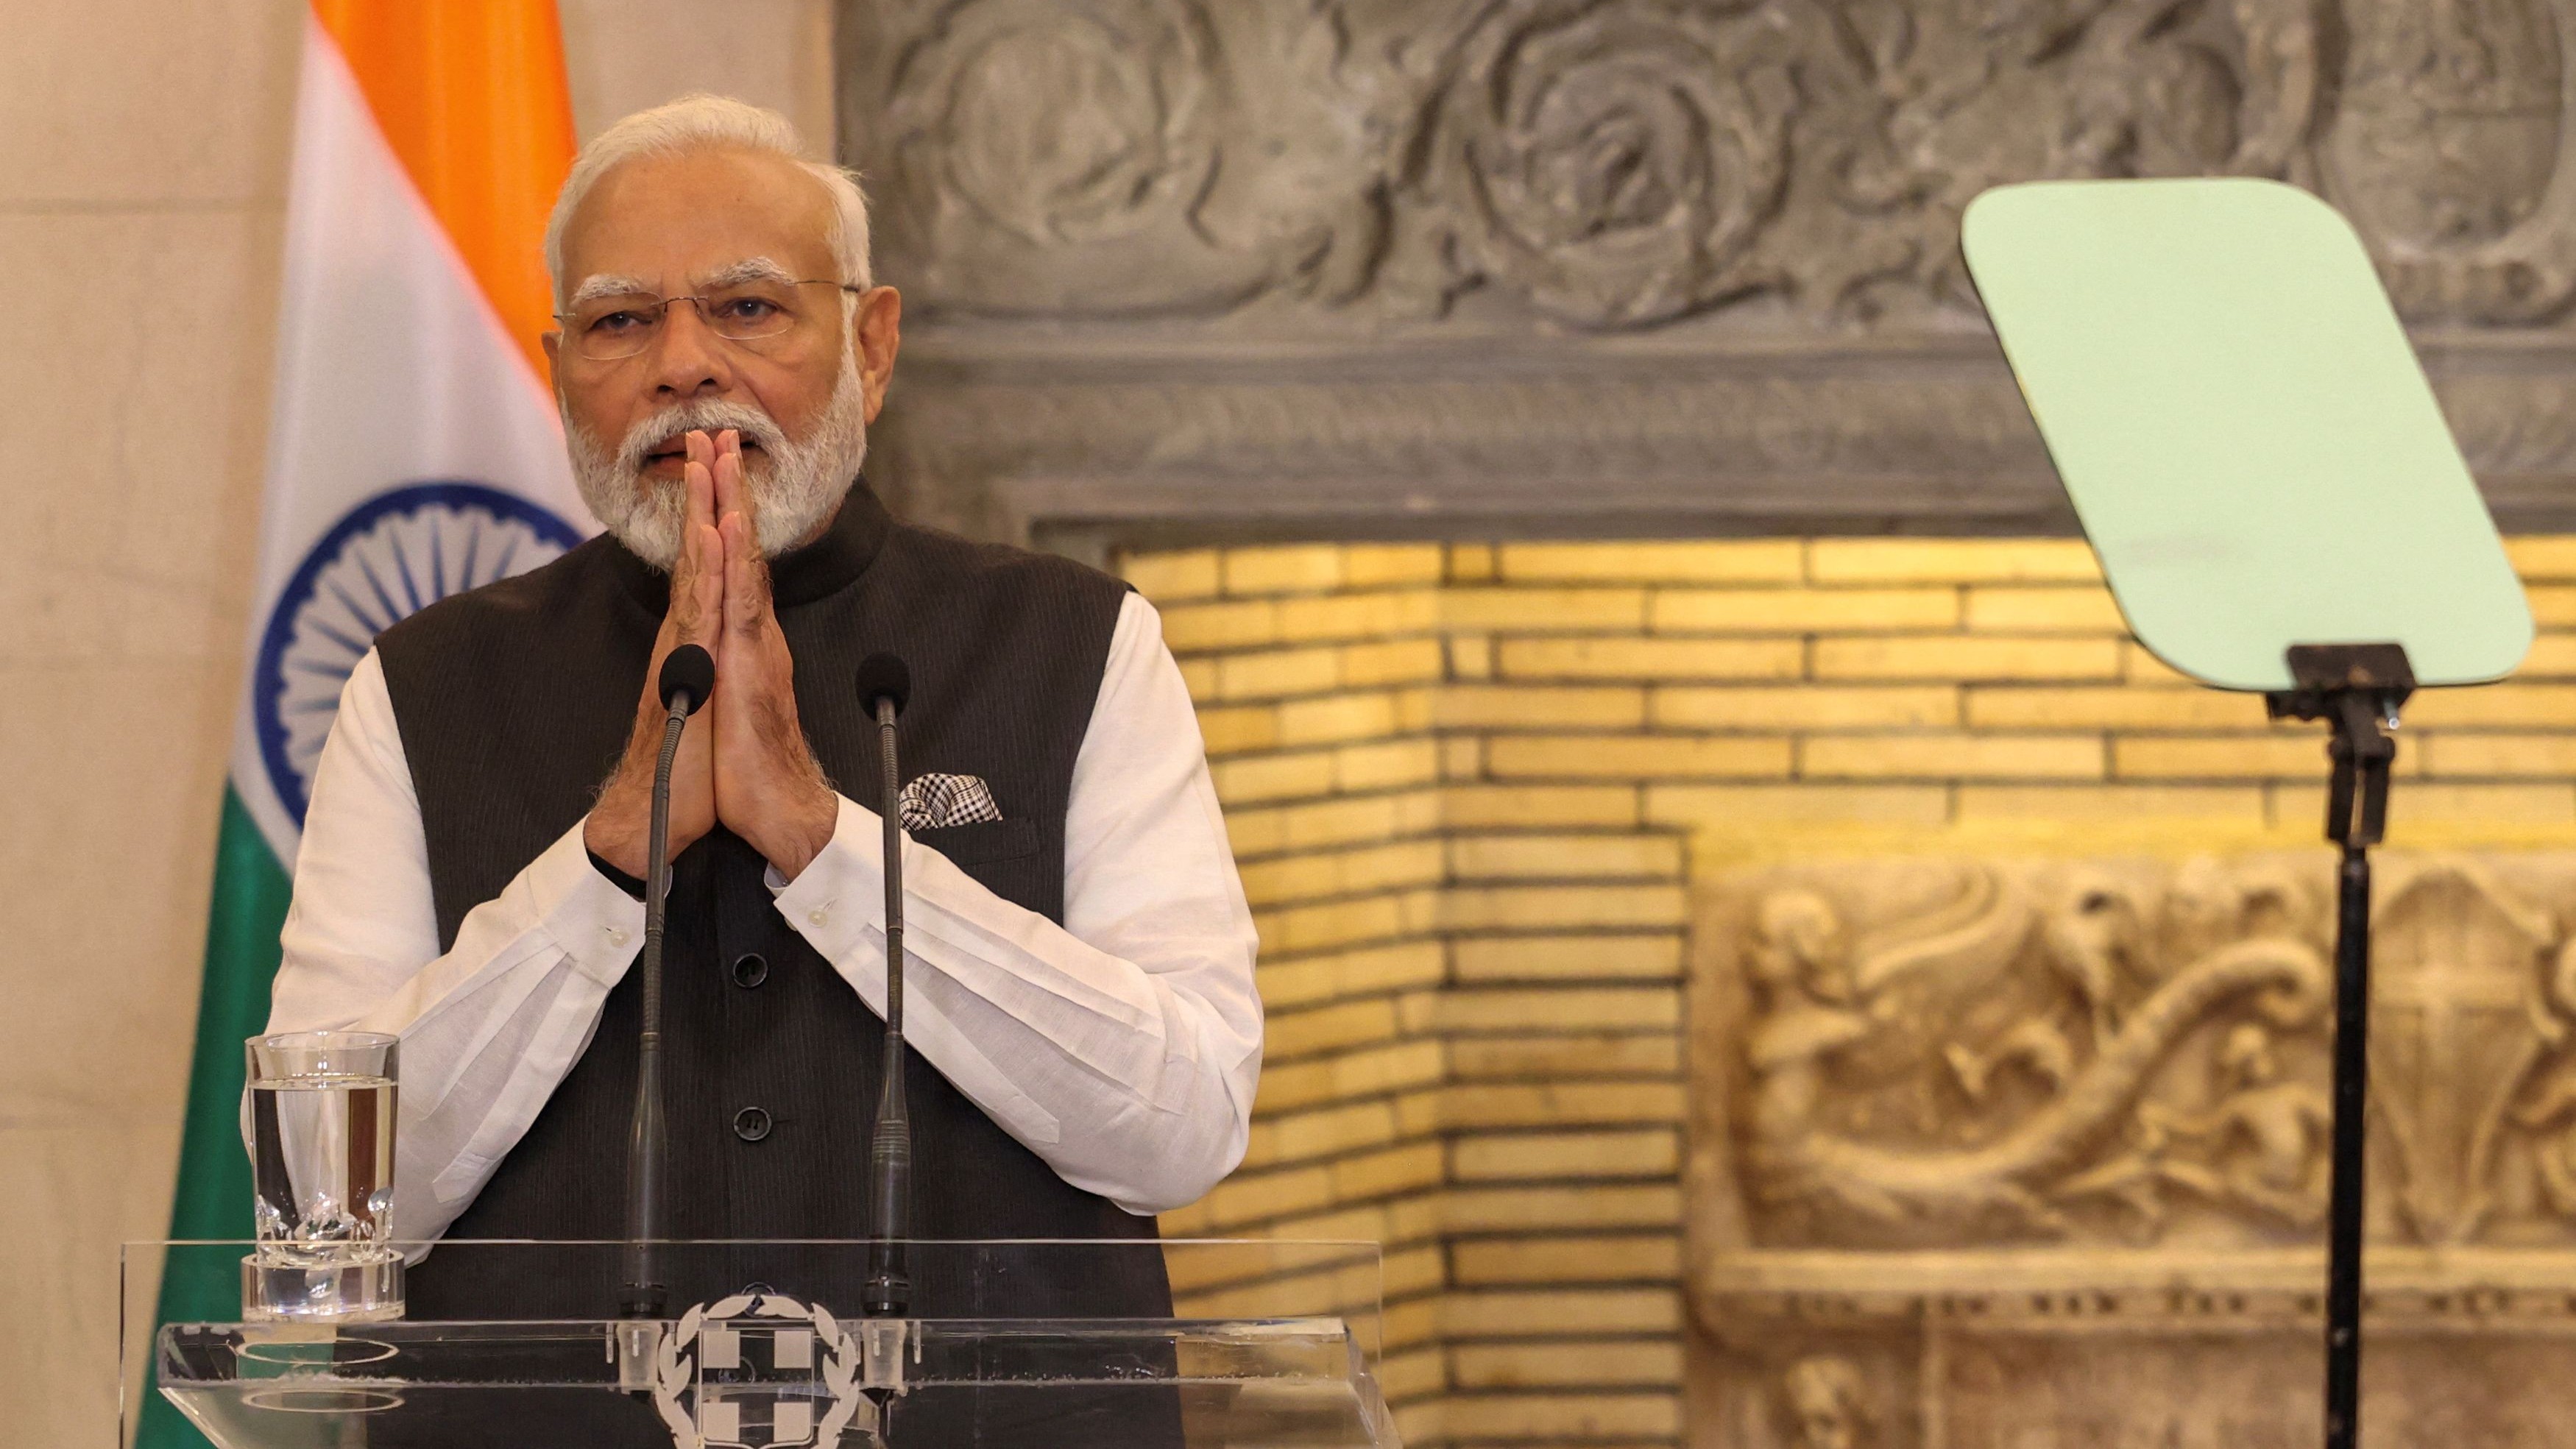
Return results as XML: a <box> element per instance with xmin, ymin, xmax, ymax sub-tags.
<box><xmin>912</xmin><ymin>817</ymin><xmax>1040</xmax><ymax>867</ymax></box>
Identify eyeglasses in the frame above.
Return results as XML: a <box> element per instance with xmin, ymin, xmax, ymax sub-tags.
<box><xmin>556</xmin><ymin>279</ymin><xmax>862</xmax><ymax>361</ymax></box>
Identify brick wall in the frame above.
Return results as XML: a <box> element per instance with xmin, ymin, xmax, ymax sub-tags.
<box><xmin>1122</xmin><ymin>536</ymin><xmax>2576</xmax><ymax>1447</ymax></box>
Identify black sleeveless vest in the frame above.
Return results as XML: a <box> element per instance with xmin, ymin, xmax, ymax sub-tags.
<box><xmin>372</xmin><ymin>482</ymin><xmax>1169</xmax><ymax>1329</ymax></box>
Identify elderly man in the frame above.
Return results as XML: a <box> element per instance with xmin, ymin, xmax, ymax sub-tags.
<box><xmin>264</xmin><ymin>92</ymin><xmax>1261</xmax><ymax>1347</ymax></box>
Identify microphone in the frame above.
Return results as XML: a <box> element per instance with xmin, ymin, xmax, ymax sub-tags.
<box><xmin>621</xmin><ymin>643</ymin><xmax>712</xmax><ymax>1320</ymax></box>
<box><xmin>855</xmin><ymin>653</ymin><xmax>913</xmax><ymax>1319</ymax></box>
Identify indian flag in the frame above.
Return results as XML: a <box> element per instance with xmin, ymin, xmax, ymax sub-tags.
<box><xmin>144</xmin><ymin>2</ymin><xmax>587</xmax><ymax>1440</ymax></box>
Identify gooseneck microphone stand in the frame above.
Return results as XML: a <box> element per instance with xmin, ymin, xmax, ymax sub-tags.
<box><xmin>2266</xmin><ymin>642</ymin><xmax>2413</xmax><ymax>1449</ymax></box>
<box><xmin>854</xmin><ymin>653</ymin><xmax>916</xmax><ymax>1322</ymax></box>
<box><xmin>620</xmin><ymin>643</ymin><xmax>714</xmax><ymax>1322</ymax></box>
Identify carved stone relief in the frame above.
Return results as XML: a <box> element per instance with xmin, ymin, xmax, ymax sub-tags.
<box><xmin>1688</xmin><ymin>849</ymin><xmax>2576</xmax><ymax>1447</ymax></box>
<box><xmin>838</xmin><ymin>2</ymin><xmax>2576</xmax><ymax>545</ymax></box>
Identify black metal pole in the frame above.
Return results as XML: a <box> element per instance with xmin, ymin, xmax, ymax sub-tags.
<box><xmin>2324</xmin><ymin>843</ymin><xmax>2371</xmax><ymax>1449</ymax></box>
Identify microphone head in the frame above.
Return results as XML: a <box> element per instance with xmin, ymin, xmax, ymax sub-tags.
<box><xmin>657</xmin><ymin>644</ymin><xmax>715</xmax><ymax>715</ymax></box>
<box><xmin>856</xmin><ymin>653</ymin><xmax>911</xmax><ymax>717</ymax></box>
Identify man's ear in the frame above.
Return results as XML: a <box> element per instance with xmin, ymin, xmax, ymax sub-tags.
<box><xmin>854</xmin><ymin>286</ymin><xmax>902</xmax><ymax>424</ymax></box>
<box><xmin>541</xmin><ymin>329</ymin><xmax>562</xmax><ymax>394</ymax></box>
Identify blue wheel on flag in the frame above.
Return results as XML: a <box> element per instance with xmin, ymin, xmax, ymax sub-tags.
<box><xmin>255</xmin><ymin>482</ymin><xmax>581</xmax><ymax>826</ymax></box>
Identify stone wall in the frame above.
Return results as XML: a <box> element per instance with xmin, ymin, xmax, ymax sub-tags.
<box><xmin>1122</xmin><ymin>534</ymin><xmax>2576</xmax><ymax>1446</ymax></box>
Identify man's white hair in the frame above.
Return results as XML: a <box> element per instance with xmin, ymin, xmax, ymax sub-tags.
<box><xmin>543</xmin><ymin>93</ymin><xmax>871</xmax><ymax>307</ymax></box>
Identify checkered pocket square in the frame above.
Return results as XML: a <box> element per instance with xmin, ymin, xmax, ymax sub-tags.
<box><xmin>898</xmin><ymin>773</ymin><xmax>1005</xmax><ymax>831</ymax></box>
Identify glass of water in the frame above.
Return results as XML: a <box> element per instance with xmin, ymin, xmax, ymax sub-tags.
<box><xmin>242</xmin><ymin>1030</ymin><xmax>404</xmax><ymax>1322</ymax></box>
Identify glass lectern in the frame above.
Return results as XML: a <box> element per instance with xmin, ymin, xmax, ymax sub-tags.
<box><xmin>127</xmin><ymin>1238</ymin><xmax>1399</xmax><ymax>1448</ymax></box>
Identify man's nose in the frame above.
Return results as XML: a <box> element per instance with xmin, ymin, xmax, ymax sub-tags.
<box><xmin>645</xmin><ymin>298</ymin><xmax>737</xmax><ymax>399</ymax></box>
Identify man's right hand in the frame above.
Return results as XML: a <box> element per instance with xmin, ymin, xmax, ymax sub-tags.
<box><xmin>583</xmin><ymin>433</ymin><xmax>725</xmax><ymax>878</ymax></box>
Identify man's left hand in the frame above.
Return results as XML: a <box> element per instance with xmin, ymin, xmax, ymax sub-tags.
<box><xmin>706</xmin><ymin>429</ymin><xmax>839</xmax><ymax>879</ymax></box>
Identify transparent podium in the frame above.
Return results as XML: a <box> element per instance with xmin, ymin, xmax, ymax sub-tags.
<box><xmin>127</xmin><ymin>1238</ymin><xmax>1399</xmax><ymax>1448</ymax></box>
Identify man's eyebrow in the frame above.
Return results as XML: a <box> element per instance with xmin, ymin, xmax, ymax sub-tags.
<box><xmin>567</xmin><ymin>274</ymin><xmax>652</xmax><ymax>308</ymax></box>
<box><xmin>699</xmin><ymin>256</ymin><xmax>798</xmax><ymax>288</ymax></box>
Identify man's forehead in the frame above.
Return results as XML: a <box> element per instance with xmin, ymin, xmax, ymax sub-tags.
<box><xmin>560</xmin><ymin>146</ymin><xmax>835</xmax><ymax>284</ymax></box>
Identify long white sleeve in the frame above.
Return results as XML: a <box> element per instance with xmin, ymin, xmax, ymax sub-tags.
<box><xmin>775</xmin><ymin>594</ymin><xmax>1263</xmax><ymax>1214</ymax></box>
<box><xmin>266</xmin><ymin>648</ymin><xmax>647</xmax><ymax>1248</ymax></box>
<box><xmin>266</xmin><ymin>591</ymin><xmax>1262</xmax><ymax>1239</ymax></box>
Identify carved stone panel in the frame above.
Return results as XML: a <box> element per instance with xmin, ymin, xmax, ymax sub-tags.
<box><xmin>839</xmin><ymin>1</ymin><xmax>2576</xmax><ymax>546</ymax></box>
<box><xmin>1688</xmin><ymin>849</ymin><xmax>2576</xmax><ymax>1446</ymax></box>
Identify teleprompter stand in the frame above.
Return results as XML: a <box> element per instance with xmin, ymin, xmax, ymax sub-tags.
<box><xmin>2266</xmin><ymin>643</ymin><xmax>2414</xmax><ymax>1449</ymax></box>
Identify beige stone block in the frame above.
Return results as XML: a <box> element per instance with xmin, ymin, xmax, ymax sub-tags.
<box><xmin>1453</xmin><ymin>1340</ymin><xmax>1683</xmax><ymax>1389</ymax></box>
<box><xmin>1333</xmin><ymin>1141</ymin><xmax>1447</xmax><ymax>1202</ymax></box>
<box><xmin>1275</xmin><ymin>590</ymin><xmax>1438</xmax><ymax>645</ymax></box>
<box><xmin>1118</xmin><ymin>549</ymin><xmax>1220</xmax><ymax>601</ymax></box>
<box><xmin>1230</xmin><ymin>790</ymin><xmax>1441</xmax><ymax>857</ymax></box>
<box><xmin>1337</xmin><ymin>739</ymin><xmax>1441</xmax><ymax>793</ymax></box>
<box><xmin>1443</xmin><ymin>783</ymin><xmax>1641</xmax><ymax>829</ymax></box>
<box><xmin>1447</xmin><ymin>632</ymin><xmax>1494</xmax><ymax>679</ymax></box>
<box><xmin>1263</xmin><ymin>999</ymin><xmax>1402</xmax><ymax>1060</ymax></box>
<box><xmin>1445</xmin><ymin>1185</ymin><xmax>1682</xmax><ymax>1233</ymax></box>
<box><xmin>1441</xmin><ymin>587</ymin><xmax>1649</xmax><ymax>631</ymax></box>
<box><xmin>1487</xmin><ymin>734</ymin><xmax>1794</xmax><ymax>779</ymax></box>
<box><xmin>1261</xmin><ymin>888</ymin><xmax>1442</xmax><ymax>955</ymax></box>
<box><xmin>1160</xmin><ymin>598</ymin><xmax>1280</xmax><ymax>653</ymax></box>
<box><xmin>1178</xmin><ymin>657</ymin><xmax>1219</xmax><ymax>699</ymax></box>
<box><xmin>1499</xmin><ymin>539</ymin><xmax>1803</xmax><ymax>584</ymax></box>
<box><xmin>1434</xmin><ymin>683</ymin><xmax>1648</xmax><ymax>729</ymax></box>
<box><xmin>2527</xmin><ymin>587</ymin><xmax>2576</xmax><ymax>626</ymax></box>
<box><xmin>1967</xmin><ymin>685</ymin><xmax>2264</xmax><ymax>731</ymax></box>
<box><xmin>563</xmin><ymin>0</ymin><xmax>834</xmax><ymax>149</ymax></box>
<box><xmin>1451</xmin><ymin>934</ymin><xmax>1684</xmax><ymax>982</ymax></box>
<box><xmin>1222</xmin><ymin>543</ymin><xmax>1346</xmax><ymax>595</ymax></box>
<box><xmin>1448</xmin><ymin>542</ymin><xmax>1500</xmax><ymax>581</ymax></box>
<box><xmin>2418</xmin><ymin>733</ymin><xmax>2576</xmax><ymax>777</ymax></box>
<box><xmin>1342</xmin><ymin>544</ymin><xmax>1446</xmax><ymax>587</ymax></box>
<box><xmin>1651</xmin><ymin>587</ymin><xmax>1959</xmax><ymax>632</ymax></box>
<box><xmin>1214</xmin><ymin>645</ymin><xmax>1341</xmax><ymax>701</ymax></box>
<box><xmin>1438</xmin><ymin>1393</ymin><xmax>1681</xmax><ymax>1438</ymax></box>
<box><xmin>1496</xmin><ymin>635</ymin><xmax>1805</xmax><ymax>681</ymax></box>
<box><xmin>2374</xmin><ymin>781</ymin><xmax>2576</xmax><ymax>823</ymax></box>
<box><xmin>2399</xmin><ymin>683</ymin><xmax>2576</xmax><ymax>728</ymax></box>
<box><xmin>1258</xmin><ymin>941</ymin><xmax>1448</xmax><ymax>1009</ymax></box>
<box><xmin>1644</xmin><ymin>782</ymin><xmax>1951</xmax><ymax>828</ymax></box>
<box><xmin>1443</xmin><ymin>1288</ymin><xmax>1681</xmax><ymax>1336</ymax></box>
<box><xmin>1276</xmin><ymin>691</ymin><xmax>1399</xmax><ymax>747</ymax></box>
<box><xmin>1447</xmin><ymin>834</ymin><xmax>1683</xmax><ymax>880</ymax></box>
<box><xmin>1262</xmin><ymin>1102</ymin><xmax>1401</xmax><ymax>1163</ymax></box>
<box><xmin>1434</xmin><ymin>987</ymin><xmax>1677</xmax><ymax>1034</ymax></box>
<box><xmin>1200</xmin><ymin>1165</ymin><xmax>1336</xmax><ymax>1228</ymax></box>
<box><xmin>1442</xmin><ymin>736</ymin><xmax>1485</xmax><ymax>780</ymax></box>
<box><xmin>1450</xmin><ymin>1034</ymin><xmax>1682</xmax><ymax>1078</ymax></box>
<box><xmin>1444</xmin><ymin>885</ymin><xmax>1690</xmax><ymax>932</ymax></box>
<box><xmin>1809</xmin><ymin>537</ymin><xmax>2101</xmax><ymax>584</ymax></box>
<box><xmin>1439</xmin><ymin>1083</ymin><xmax>1688</xmax><ymax>1130</ymax></box>
<box><xmin>1341</xmin><ymin>638</ymin><xmax>1446</xmax><ymax>687</ymax></box>
<box><xmin>1195</xmin><ymin>704</ymin><xmax>1280</xmax><ymax>757</ymax></box>
<box><xmin>1451</xmin><ymin>1234</ymin><xmax>1681</xmax><ymax>1285</ymax></box>
<box><xmin>1211</xmin><ymin>750</ymin><xmax>1338</xmax><ymax>804</ymax></box>
<box><xmin>1254</xmin><ymin>1040</ymin><xmax>1447</xmax><ymax>1113</ymax></box>
<box><xmin>2508</xmin><ymin>536</ymin><xmax>2576</xmax><ymax>581</ymax></box>
<box><xmin>1964</xmin><ymin>586</ymin><xmax>2129</xmax><ymax>633</ymax></box>
<box><xmin>1802</xmin><ymin>732</ymin><xmax>2104</xmax><ymax>780</ymax></box>
<box><xmin>1376</xmin><ymin>1345</ymin><xmax>1448</xmax><ymax>1403</ymax></box>
<box><xmin>1813</xmin><ymin>634</ymin><xmax>2123</xmax><ymax>681</ymax></box>
<box><xmin>1452</xmin><ymin>1128</ymin><xmax>1679</xmax><ymax>1180</ymax></box>
<box><xmin>1955</xmin><ymin>784</ymin><xmax>2268</xmax><ymax>823</ymax></box>
<box><xmin>1236</xmin><ymin>840</ymin><xmax>1445</xmax><ymax>908</ymax></box>
<box><xmin>1654</xmin><ymin>684</ymin><xmax>1957</xmax><ymax>729</ymax></box>
<box><xmin>1386</xmin><ymin>1244</ymin><xmax>1448</xmax><ymax>1301</ymax></box>
<box><xmin>2116</xmin><ymin>734</ymin><xmax>2367</xmax><ymax>780</ymax></box>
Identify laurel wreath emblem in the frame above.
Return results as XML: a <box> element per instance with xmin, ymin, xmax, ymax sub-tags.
<box><xmin>648</xmin><ymin>1292</ymin><xmax>868</xmax><ymax>1449</ymax></box>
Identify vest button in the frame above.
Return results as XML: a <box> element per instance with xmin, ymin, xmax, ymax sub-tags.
<box><xmin>732</xmin><ymin>1106</ymin><xmax>773</xmax><ymax>1143</ymax></box>
<box><xmin>730</xmin><ymin>952</ymin><xmax>768</xmax><ymax>988</ymax></box>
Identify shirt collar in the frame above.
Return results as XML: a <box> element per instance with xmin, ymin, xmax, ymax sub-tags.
<box><xmin>609</xmin><ymin>475</ymin><xmax>891</xmax><ymax>613</ymax></box>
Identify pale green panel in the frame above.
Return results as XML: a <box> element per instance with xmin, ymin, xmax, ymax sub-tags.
<box><xmin>1961</xmin><ymin>178</ymin><xmax>2532</xmax><ymax>692</ymax></box>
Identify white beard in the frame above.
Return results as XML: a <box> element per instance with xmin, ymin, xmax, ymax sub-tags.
<box><xmin>565</xmin><ymin>351</ymin><xmax>869</xmax><ymax>570</ymax></box>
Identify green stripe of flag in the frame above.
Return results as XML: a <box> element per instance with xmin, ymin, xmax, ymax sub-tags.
<box><xmin>137</xmin><ymin>785</ymin><xmax>292</xmax><ymax>1449</ymax></box>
